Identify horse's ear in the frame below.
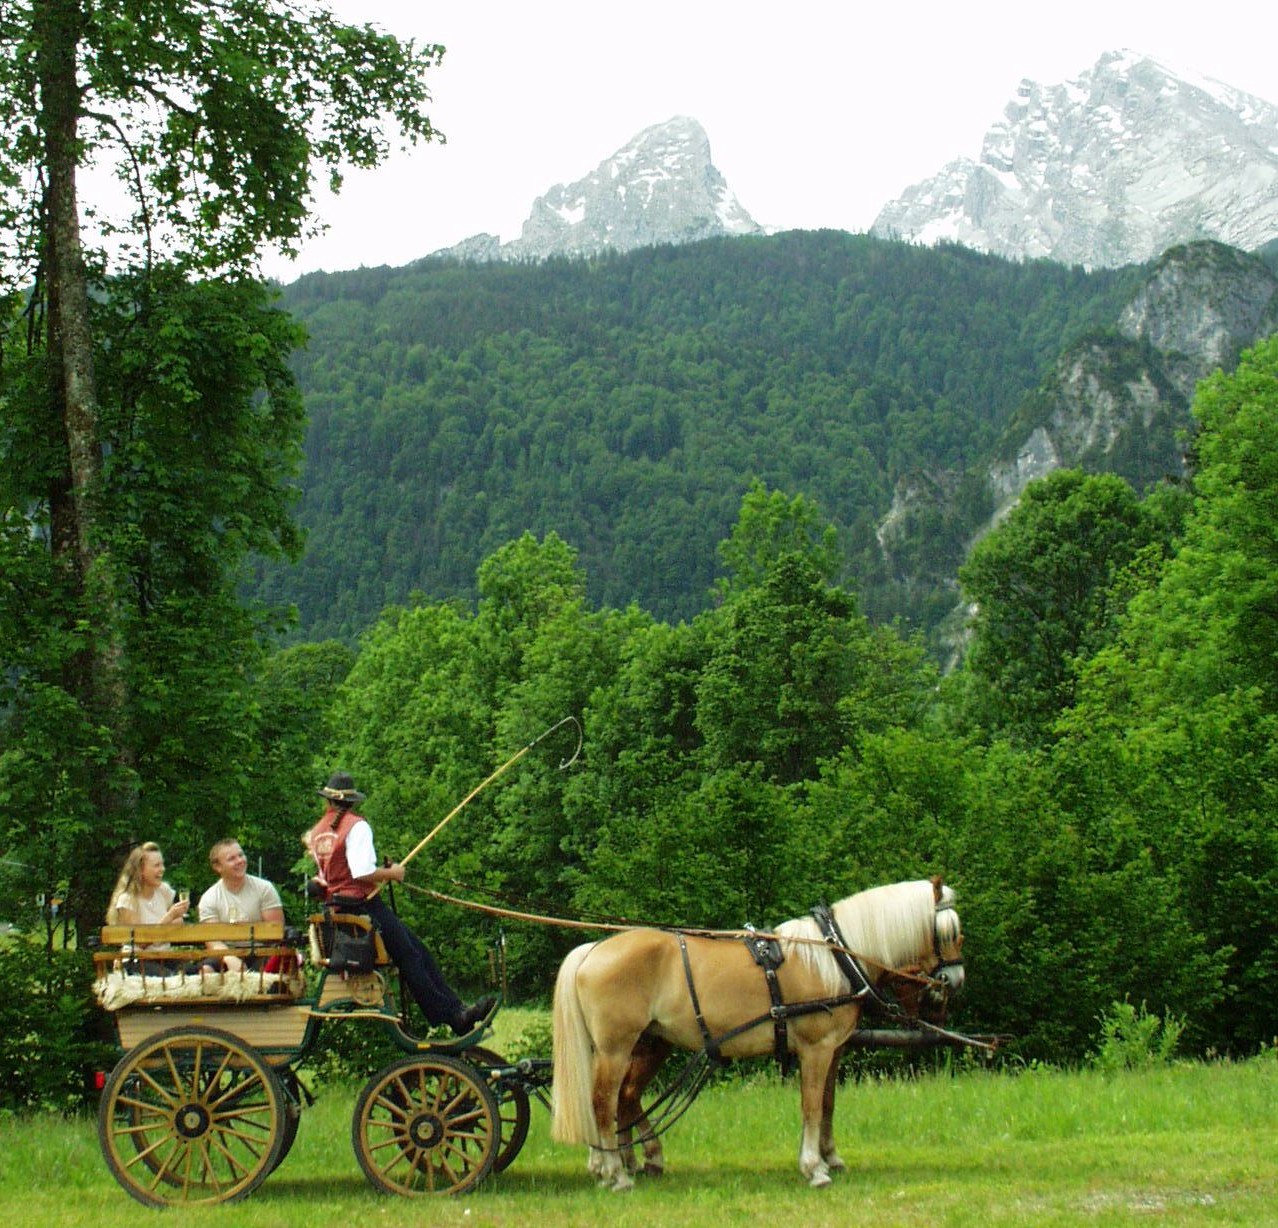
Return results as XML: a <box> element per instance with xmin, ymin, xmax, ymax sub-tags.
<box><xmin>931</xmin><ymin>875</ymin><xmax>944</xmax><ymax>903</ymax></box>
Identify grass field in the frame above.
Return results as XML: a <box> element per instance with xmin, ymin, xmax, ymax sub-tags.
<box><xmin>3</xmin><ymin>1027</ymin><xmax>1275</xmax><ymax>1227</ymax></box>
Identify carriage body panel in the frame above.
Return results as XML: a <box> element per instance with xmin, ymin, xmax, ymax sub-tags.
<box><xmin>113</xmin><ymin>1003</ymin><xmax>315</xmax><ymax>1063</ymax></box>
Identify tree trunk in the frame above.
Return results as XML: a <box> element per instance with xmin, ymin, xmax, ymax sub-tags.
<box><xmin>35</xmin><ymin>0</ymin><xmax>134</xmax><ymax>936</ymax></box>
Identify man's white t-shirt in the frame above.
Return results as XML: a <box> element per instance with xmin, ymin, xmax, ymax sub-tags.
<box><xmin>197</xmin><ymin>874</ymin><xmax>282</xmax><ymax>925</ymax></box>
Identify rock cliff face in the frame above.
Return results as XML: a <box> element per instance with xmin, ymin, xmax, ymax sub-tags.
<box><xmin>433</xmin><ymin>117</ymin><xmax>762</xmax><ymax>262</ymax></box>
<box><xmin>877</xmin><ymin>241</ymin><xmax>1278</xmax><ymax>661</ymax></box>
<box><xmin>1116</xmin><ymin>242</ymin><xmax>1278</xmax><ymax>396</ymax></box>
<box><xmin>988</xmin><ymin>242</ymin><xmax>1278</xmax><ymax>511</ymax></box>
<box><xmin>871</xmin><ymin>51</ymin><xmax>1278</xmax><ymax>269</ymax></box>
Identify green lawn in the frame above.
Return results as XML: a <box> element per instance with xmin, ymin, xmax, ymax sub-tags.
<box><xmin>4</xmin><ymin>1046</ymin><xmax>1275</xmax><ymax>1226</ymax></box>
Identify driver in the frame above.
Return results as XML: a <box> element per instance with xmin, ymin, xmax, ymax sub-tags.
<box><xmin>306</xmin><ymin>771</ymin><xmax>495</xmax><ymax>1036</ymax></box>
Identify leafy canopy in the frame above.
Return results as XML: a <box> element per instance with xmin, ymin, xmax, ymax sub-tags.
<box><xmin>0</xmin><ymin>0</ymin><xmax>444</xmax><ymax>280</ymax></box>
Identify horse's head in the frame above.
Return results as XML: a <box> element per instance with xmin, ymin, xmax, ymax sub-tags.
<box><xmin>917</xmin><ymin>876</ymin><xmax>965</xmax><ymax>1021</ymax></box>
<box><xmin>821</xmin><ymin>876</ymin><xmax>966</xmax><ymax>1024</ymax></box>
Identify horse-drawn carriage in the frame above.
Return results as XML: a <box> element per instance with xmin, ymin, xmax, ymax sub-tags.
<box><xmin>93</xmin><ymin>875</ymin><xmax>991</xmax><ymax>1203</ymax></box>
<box><xmin>92</xmin><ymin>912</ymin><xmax>544</xmax><ymax>1206</ymax></box>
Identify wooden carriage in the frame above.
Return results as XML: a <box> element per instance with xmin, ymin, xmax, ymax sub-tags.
<box><xmin>92</xmin><ymin>916</ymin><xmax>533</xmax><ymax>1207</ymax></box>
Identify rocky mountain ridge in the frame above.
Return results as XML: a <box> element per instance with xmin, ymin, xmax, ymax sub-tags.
<box><xmin>875</xmin><ymin>240</ymin><xmax>1278</xmax><ymax>662</ymax></box>
<box><xmin>431</xmin><ymin>116</ymin><xmax>762</xmax><ymax>262</ymax></box>
<box><xmin>428</xmin><ymin>54</ymin><xmax>1277</xmax><ymax>271</ymax></box>
<box><xmin>990</xmin><ymin>241</ymin><xmax>1278</xmax><ymax>502</ymax></box>
<box><xmin>871</xmin><ymin>51</ymin><xmax>1278</xmax><ymax>268</ymax></box>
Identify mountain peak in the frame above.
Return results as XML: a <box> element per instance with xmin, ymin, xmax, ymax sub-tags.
<box><xmin>432</xmin><ymin>116</ymin><xmax>762</xmax><ymax>263</ymax></box>
<box><xmin>871</xmin><ymin>51</ymin><xmax>1278</xmax><ymax>267</ymax></box>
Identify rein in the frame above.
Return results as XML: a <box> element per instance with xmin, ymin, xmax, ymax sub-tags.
<box><xmin>401</xmin><ymin>880</ymin><xmax>940</xmax><ymax>988</ymax></box>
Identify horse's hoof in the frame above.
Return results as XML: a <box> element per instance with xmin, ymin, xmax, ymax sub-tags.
<box><xmin>826</xmin><ymin>1154</ymin><xmax>847</xmax><ymax>1173</ymax></box>
<box><xmin>641</xmin><ymin>1162</ymin><xmax>664</xmax><ymax>1177</ymax></box>
<box><xmin>807</xmin><ymin>1169</ymin><xmax>832</xmax><ymax>1188</ymax></box>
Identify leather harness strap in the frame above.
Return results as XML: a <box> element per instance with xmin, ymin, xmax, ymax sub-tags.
<box><xmin>677</xmin><ymin>921</ymin><xmax>870</xmax><ymax>1075</ymax></box>
<box><xmin>675</xmin><ymin>903</ymin><xmax>936</xmax><ymax>1075</ymax></box>
<box><xmin>809</xmin><ymin>902</ymin><xmax>875</xmax><ymax>999</ymax></box>
<box><xmin>677</xmin><ymin>932</ymin><xmax>721</xmax><ymax>1061</ymax></box>
<box><xmin>744</xmin><ymin>925</ymin><xmax>792</xmax><ymax>1075</ymax></box>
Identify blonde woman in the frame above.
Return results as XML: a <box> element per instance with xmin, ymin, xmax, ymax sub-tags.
<box><xmin>107</xmin><ymin>842</ymin><xmax>190</xmax><ymax>973</ymax></box>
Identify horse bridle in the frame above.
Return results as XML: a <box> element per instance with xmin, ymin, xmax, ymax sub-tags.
<box><xmin>924</xmin><ymin>901</ymin><xmax>965</xmax><ymax>1013</ymax></box>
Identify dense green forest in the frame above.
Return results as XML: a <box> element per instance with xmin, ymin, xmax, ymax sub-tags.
<box><xmin>254</xmin><ymin>232</ymin><xmax>1143</xmax><ymax>641</ymax></box>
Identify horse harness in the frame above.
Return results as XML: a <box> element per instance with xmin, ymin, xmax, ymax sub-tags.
<box><xmin>675</xmin><ymin>903</ymin><xmax>894</xmax><ymax>1076</ymax></box>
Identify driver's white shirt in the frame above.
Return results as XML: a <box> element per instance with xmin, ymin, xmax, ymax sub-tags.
<box><xmin>344</xmin><ymin>819</ymin><xmax>378</xmax><ymax>878</ymax></box>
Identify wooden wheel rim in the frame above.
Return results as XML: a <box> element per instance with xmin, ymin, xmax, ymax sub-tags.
<box><xmin>98</xmin><ymin>1026</ymin><xmax>284</xmax><ymax>1207</ymax></box>
<box><xmin>352</xmin><ymin>1055</ymin><xmax>500</xmax><ymax>1196</ymax></box>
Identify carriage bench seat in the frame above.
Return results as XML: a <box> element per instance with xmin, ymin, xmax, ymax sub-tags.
<box><xmin>93</xmin><ymin>922</ymin><xmax>303</xmax><ymax>1010</ymax></box>
<box><xmin>307</xmin><ymin>912</ymin><xmax>392</xmax><ymax>970</ymax></box>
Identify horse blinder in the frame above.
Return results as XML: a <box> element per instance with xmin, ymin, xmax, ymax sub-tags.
<box><xmin>925</xmin><ymin>905</ymin><xmax>965</xmax><ymax>1016</ymax></box>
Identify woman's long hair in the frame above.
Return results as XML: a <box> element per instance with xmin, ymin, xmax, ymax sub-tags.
<box><xmin>105</xmin><ymin>842</ymin><xmax>162</xmax><ymax>924</ymax></box>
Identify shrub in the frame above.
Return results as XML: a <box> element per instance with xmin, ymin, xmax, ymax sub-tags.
<box><xmin>0</xmin><ymin>939</ymin><xmax>114</xmax><ymax>1113</ymax></box>
<box><xmin>1089</xmin><ymin>998</ymin><xmax>1184</xmax><ymax>1074</ymax></box>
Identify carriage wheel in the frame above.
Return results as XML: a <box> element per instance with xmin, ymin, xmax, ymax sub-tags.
<box><xmin>352</xmin><ymin>1054</ymin><xmax>500</xmax><ymax>1196</ymax></box>
<box><xmin>97</xmin><ymin>1026</ymin><xmax>284</xmax><ymax>1207</ymax></box>
<box><xmin>467</xmin><ymin>1046</ymin><xmax>532</xmax><ymax>1173</ymax></box>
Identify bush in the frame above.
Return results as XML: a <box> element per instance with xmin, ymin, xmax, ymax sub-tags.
<box><xmin>501</xmin><ymin>1010</ymin><xmax>553</xmax><ymax>1064</ymax></box>
<box><xmin>1089</xmin><ymin>998</ymin><xmax>1184</xmax><ymax>1074</ymax></box>
<box><xmin>0</xmin><ymin>939</ymin><xmax>114</xmax><ymax>1113</ymax></box>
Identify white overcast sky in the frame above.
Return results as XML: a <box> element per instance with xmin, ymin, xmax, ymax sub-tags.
<box><xmin>263</xmin><ymin>0</ymin><xmax>1278</xmax><ymax>280</ymax></box>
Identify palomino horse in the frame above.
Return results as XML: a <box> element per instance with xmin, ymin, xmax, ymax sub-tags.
<box><xmin>551</xmin><ymin>877</ymin><xmax>964</xmax><ymax>1189</ymax></box>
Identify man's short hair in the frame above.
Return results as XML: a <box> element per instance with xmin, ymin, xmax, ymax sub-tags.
<box><xmin>208</xmin><ymin>838</ymin><xmax>241</xmax><ymax>871</ymax></box>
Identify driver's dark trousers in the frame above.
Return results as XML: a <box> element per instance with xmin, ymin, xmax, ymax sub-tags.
<box><xmin>348</xmin><ymin>895</ymin><xmax>466</xmax><ymax>1029</ymax></box>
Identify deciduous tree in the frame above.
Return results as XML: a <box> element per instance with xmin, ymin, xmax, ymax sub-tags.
<box><xmin>0</xmin><ymin>0</ymin><xmax>445</xmax><ymax>931</ymax></box>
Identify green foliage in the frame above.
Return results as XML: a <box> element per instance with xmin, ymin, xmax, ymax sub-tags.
<box><xmin>0</xmin><ymin>271</ymin><xmax>311</xmax><ymax>926</ymax></box>
<box><xmin>256</xmin><ymin>233</ymin><xmax>1141</xmax><ymax>646</ymax></box>
<box><xmin>1089</xmin><ymin>998</ymin><xmax>1185</xmax><ymax>1073</ymax></box>
<box><xmin>716</xmin><ymin>480</ymin><xmax>842</xmax><ymax>597</ymax></box>
<box><xmin>1053</xmin><ymin>337</ymin><xmax>1278</xmax><ymax>1052</ymax></box>
<box><xmin>958</xmin><ymin>469</ymin><xmax>1178</xmax><ymax>744</ymax></box>
<box><xmin>1</xmin><ymin>0</ymin><xmax>445</xmax><ymax>929</ymax></box>
<box><xmin>500</xmin><ymin>1010</ymin><xmax>555</xmax><ymax>1064</ymax></box>
<box><xmin>0</xmin><ymin>939</ymin><xmax>112</xmax><ymax>1113</ymax></box>
<box><xmin>0</xmin><ymin>0</ymin><xmax>445</xmax><ymax>281</ymax></box>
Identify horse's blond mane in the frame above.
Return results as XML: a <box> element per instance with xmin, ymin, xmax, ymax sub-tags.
<box><xmin>774</xmin><ymin>879</ymin><xmax>955</xmax><ymax>995</ymax></box>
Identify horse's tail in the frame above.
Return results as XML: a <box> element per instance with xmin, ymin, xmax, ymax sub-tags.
<box><xmin>551</xmin><ymin>940</ymin><xmax>601</xmax><ymax>1146</ymax></box>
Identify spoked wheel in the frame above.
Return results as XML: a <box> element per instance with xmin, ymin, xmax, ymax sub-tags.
<box><xmin>352</xmin><ymin>1054</ymin><xmax>500</xmax><ymax>1196</ymax></box>
<box><xmin>98</xmin><ymin>1026</ymin><xmax>284</xmax><ymax>1207</ymax></box>
<box><xmin>468</xmin><ymin>1046</ymin><xmax>532</xmax><ymax>1173</ymax></box>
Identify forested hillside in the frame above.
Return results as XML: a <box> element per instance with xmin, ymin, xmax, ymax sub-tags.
<box><xmin>256</xmin><ymin>232</ymin><xmax>1141</xmax><ymax>642</ymax></box>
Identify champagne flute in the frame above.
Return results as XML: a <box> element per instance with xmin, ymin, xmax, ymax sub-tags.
<box><xmin>177</xmin><ymin>886</ymin><xmax>191</xmax><ymax>919</ymax></box>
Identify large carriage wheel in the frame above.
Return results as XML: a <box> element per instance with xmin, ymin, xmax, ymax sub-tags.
<box><xmin>352</xmin><ymin>1054</ymin><xmax>500</xmax><ymax>1196</ymax></box>
<box><xmin>97</xmin><ymin>1026</ymin><xmax>284</xmax><ymax>1207</ymax></box>
<box><xmin>467</xmin><ymin>1046</ymin><xmax>532</xmax><ymax>1173</ymax></box>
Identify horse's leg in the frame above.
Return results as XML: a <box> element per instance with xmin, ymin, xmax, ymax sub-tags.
<box><xmin>589</xmin><ymin>1045</ymin><xmax>637</xmax><ymax>1191</ymax></box>
<box><xmin>617</xmin><ymin>1037</ymin><xmax>672</xmax><ymax>1176</ymax></box>
<box><xmin>615</xmin><ymin>1051</ymin><xmax>642</xmax><ymax>1174</ymax></box>
<box><xmin>819</xmin><ymin>1042</ymin><xmax>847</xmax><ymax>1172</ymax></box>
<box><xmin>796</xmin><ymin>1042</ymin><xmax>841</xmax><ymax>1187</ymax></box>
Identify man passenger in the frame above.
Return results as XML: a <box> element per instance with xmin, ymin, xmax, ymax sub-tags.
<box><xmin>197</xmin><ymin>839</ymin><xmax>284</xmax><ymax>971</ymax></box>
